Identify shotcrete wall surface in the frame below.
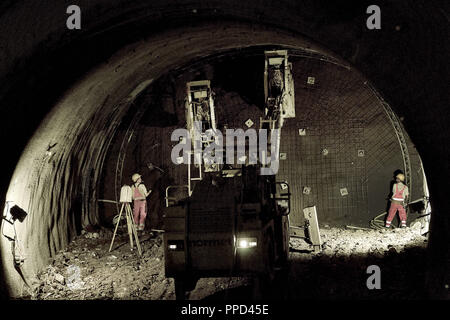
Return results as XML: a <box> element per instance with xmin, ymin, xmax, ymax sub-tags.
<box><xmin>0</xmin><ymin>0</ymin><xmax>448</xmax><ymax>299</ymax></box>
<box><xmin>99</xmin><ymin>54</ymin><xmax>424</xmax><ymax>230</ymax></box>
<box><xmin>0</xmin><ymin>23</ymin><xmax>337</xmax><ymax>297</ymax></box>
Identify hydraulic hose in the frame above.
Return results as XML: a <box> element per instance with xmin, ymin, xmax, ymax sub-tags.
<box><xmin>369</xmin><ymin>198</ymin><xmax>428</xmax><ymax>230</ymax></box>
<box><xmin>370</xmin><ymin>211</ymin><xmax>390</xmax><ymax>230</ymax></box>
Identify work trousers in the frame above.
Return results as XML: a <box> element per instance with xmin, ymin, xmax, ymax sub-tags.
<box><xmin>133</xmin><ymin>200</ymin><xmax>147</xmax><ymax>227</ymax></box>
<box><xmin>386</xmin><ymin>203</ymin><xmax>407</xmax><ymax>226</ymax></box>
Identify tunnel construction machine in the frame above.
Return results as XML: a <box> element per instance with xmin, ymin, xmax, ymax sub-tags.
<box><xmin>163</xmin><ymin>50</ymin><xmax>315</xmax><ymax>299</ymax></box>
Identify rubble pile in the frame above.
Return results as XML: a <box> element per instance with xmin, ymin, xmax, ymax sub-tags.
<box><xmin>28</xmin><ymin>227</ymin><xmax>247</xmax><ymax>300</ymax></box>
<box><xmin>24</xmin><ymin>225</ymin><xmax>428</xmax><ymax>300</ymax></box>
<box><xmin>27</xmin><ymin>227</ymin><xmax>171</xmax><ymax>300</ymax></box>
<box><xmin>288</xmin><ymin>226</ymin><xmax>429</xmax><ymax>299</ymax></box>
<box><xmin>319</xmin><ymin>225</ymin><xmax>426</xmax><ymax>257</ymax></box>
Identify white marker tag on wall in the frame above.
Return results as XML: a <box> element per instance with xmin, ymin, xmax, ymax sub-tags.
<box><xmin>245</xmin><ymin>119</ymin><xmax>254</xmax><ymax>128</ymax></box>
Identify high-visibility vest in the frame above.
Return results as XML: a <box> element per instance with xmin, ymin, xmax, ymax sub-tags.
<box><xmin>132</xmin><ymin>184</ymin><xmax>145</xmax><ymax>200</ymax></box>
<box><xmin>392</xmin><ymin>183</ymin><xmax>406</xmax><ymax>201</ymax></box>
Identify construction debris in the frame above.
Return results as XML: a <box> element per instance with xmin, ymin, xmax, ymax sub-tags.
<box><xmin>27</xmin><ymin>227</ymin><xmax>247</xmax><ymax>300</ymax></box>
<box><xmin>288</xmin><ymin>227</ymin><xmax>428</xmax><ymax>299</ymax></box>
<box><xmin>24</xmin><ymin>226</ymin><xmax>428</xmax><ymax>300</ymax></box>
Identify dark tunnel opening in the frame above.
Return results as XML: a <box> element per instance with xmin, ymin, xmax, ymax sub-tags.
<box><xmin>0</xmin><ymin>0</ymin><xmax>448</xmax><ymax>301</ymax></box>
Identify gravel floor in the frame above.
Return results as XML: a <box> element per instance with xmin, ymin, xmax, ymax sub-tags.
<box><xmin>286</xmin><ymin>225</ymin><xmax>429</xmax><ymax>299</ymax></box>
<box><xmin>22</xmin><ymin>224</ymin><xmax>428</xmax><ymax>300</ymax></box>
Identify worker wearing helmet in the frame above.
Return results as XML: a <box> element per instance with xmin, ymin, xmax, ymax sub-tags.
<box><xmin>385</xmin><ymin>173</ymin><xmax>409</xmax><ymax>228</ymax></box>
<box><xmin>131</xmin><ymin>173</ymin><xmax>152</xmax><ymax>231</ymax></box>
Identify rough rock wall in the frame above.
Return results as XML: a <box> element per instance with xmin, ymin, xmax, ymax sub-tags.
<box><xmin>100</xmin><ymin>54</ymin><xmax>424</xmax><ymax>230</ymax></box>
<box><xmin>0</xmin><ymin>0</ymin><xmax>447</xmax><ymax>298</ymax></box>
<box><xmin>0</xmin><ymin>23</ymin><xmax>325</xmax><ymax>297</ymax></box>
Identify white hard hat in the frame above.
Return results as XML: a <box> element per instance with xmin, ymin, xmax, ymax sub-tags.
<box><xmin>132</xmin><ymin>173</ymin><xmax>141</xmax><ymax>183</ymax></box>
<box><xmin>396</xmin><ymin>173</ymin><xmax>405</xmax><ymax>182</ymax></box>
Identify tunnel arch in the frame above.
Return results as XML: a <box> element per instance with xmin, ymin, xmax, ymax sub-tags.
<box><xmin>0</xmin><ymin>1</ymin><xmax>447</xmax><ymax>299</ymax></box>
<box><xmin>101</xmin><ymin>46</ymin><xmax>427</xmax><ymax>231</ymax></box>
<box><xmin>1</xmin><ymin>21</ymin><xmax>353</xmax><ymax>297</ymax></box>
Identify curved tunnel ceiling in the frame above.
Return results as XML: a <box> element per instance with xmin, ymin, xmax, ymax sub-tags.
<box><xmin>99</xmin><ymin>48</ymin><xmax>425</xmax><ymax>230</ymax></box>
<box><xmin>0</xmin><ymin>1</ymin><xmax>448</xmax><ymax>299</ymax></box>
<box><xmin>2</xmin><ymin>22</ymin><xmax>352</xmax><ymax>297</ymax></box>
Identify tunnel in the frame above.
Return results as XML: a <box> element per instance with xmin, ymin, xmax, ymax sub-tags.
<box><xmin>0</xmin><ymin>0</ymin><xmax>448</xmax><ymax>300</ymax></box>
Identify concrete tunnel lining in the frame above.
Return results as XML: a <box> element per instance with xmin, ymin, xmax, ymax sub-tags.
<box><xmin>101</xmin><ymin>50</ymin><xmax>427</xmax><ymax>229</ymax></box>
<box><xmin>0</xmin><ymin>1</ymin><xmax>447</xmax><ymax>299</ymax></box>
<box><xmin>1</xmin><ymin>22</ymin><xmax>354</xmax><ymax>297</ymax></box>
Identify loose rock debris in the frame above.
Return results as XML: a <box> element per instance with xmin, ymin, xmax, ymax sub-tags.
<box><xmin>25</xmin><ymin>225</ymin><xmax>428</xmax><ymax>300</ymax></box>
<box><xmin>287</xmin><ymin>226</ymin><xmax>429</xmax><ymax>299</ymax></box>
<box><xmin>27</xmin><ymin>227</ymin><xmax>247</xmax><ymax>300</ymax></box>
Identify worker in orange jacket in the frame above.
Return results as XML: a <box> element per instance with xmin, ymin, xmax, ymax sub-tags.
<box><xmin>385</xmin><ymin>173</ymin><xmax>409</xmax><ymax>228</ymax></box>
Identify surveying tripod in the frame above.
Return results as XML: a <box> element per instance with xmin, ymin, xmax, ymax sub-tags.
<box><xmin>109</xmin><ymin>186</ymin><xmax>142</xmax><ymax>256</ymax></box>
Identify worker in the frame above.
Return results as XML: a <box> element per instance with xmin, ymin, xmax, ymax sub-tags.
<box><xmin>385</xmin><ymin>173</ymin><xmax>409</xmax><ymax>228</ymax></box>
<box><xmin>195</xmin><ymin>100</ymin><xmax>210</xmax><ymax>131</ymax></box>
<box><xmin>269</xmin><ymin>65</ymin><xmax>284</xmax><ymax>96</ymax></box>
<box><xmin>131</xmin><ymin>173</ymin><xmax>152</xmax><ymax>231</ymax></box>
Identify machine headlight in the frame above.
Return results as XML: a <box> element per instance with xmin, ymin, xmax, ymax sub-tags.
<box><xmin>167</xmin><ymin>240</ymin><xmax>184</xmax><ymax>251</ymax></box>
<box><xmin>237</xmin><ymin>237</ymin><xmax>257</xmax><ymax>248</ymax></box>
